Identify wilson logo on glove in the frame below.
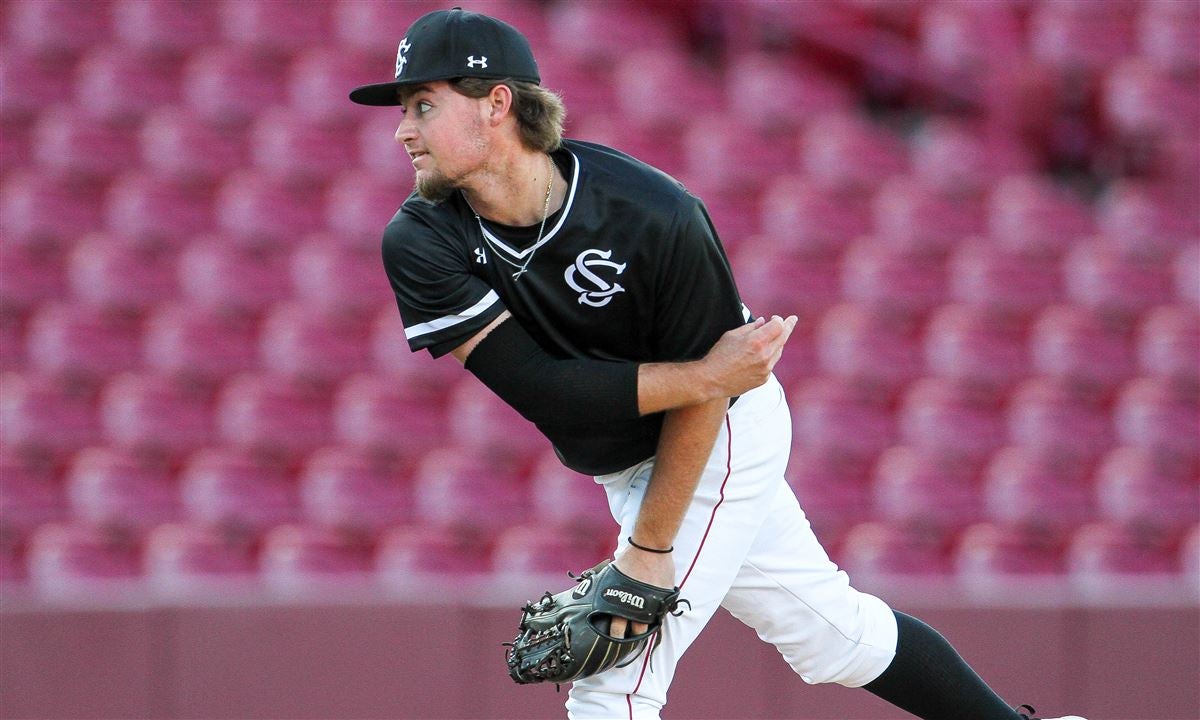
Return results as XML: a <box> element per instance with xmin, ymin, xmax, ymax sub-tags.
<box><xmin>603</xmin><ymin>588</ymin><xmax>646</xmax><ymax>609</ymax></box>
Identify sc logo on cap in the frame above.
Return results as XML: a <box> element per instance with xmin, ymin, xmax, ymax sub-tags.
<box><xmin>395</xmin><ymin>38</ymin><xmax>412</xmax><ymax>78</ymax></box>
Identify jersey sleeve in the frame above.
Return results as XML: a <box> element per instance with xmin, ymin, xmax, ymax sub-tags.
<box><xmin>381</xmin><ymin>211</ymin><xmax>506</xmax><ymax>357</ymax></box>
<box><xmin>652</xmin><ymin>196</ymin><xmax>749</xmax><ymax>360</ymax></box>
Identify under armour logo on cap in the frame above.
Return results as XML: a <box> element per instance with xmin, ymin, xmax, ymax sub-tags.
<box><xmin>467</xmin><ymin>55</ymin><xmax>488</xmax><ymax>68</ymax></box>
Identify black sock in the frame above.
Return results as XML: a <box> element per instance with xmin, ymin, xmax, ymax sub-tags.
<box><xmin>862</xmin><ymin>611</ymin><xmax>1021</xmax><ymax>720</ymax></box>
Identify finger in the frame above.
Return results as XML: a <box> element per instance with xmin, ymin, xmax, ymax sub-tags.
<box><xmin>753</xmin><ymin>317</ymin><xmax>784</xmax><ymax>342</ymax></box>
<box><xmin>779</xmin><ymin>315</ymin><xmax>798</xmax><ymax>343</ymax></box>
<box><xmin>732</xmin><ymin>317</ymin><xmax>767</xmax><ymax>335</ymax></box>
<box><xmin>632</xmin><ymin>621</ymin><xmax>648</xmax><ymax>637</ymax></box>
<box><xmin>608</xmin><ymin>616</ymin><xmax>627</xmax><ymax>639</ymax></box>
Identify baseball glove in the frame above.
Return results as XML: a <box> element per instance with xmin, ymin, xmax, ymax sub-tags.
<box><xmin>505</xmin><ymin>560</ymin><xmax>688</xmax><ymax>686</ymax></box>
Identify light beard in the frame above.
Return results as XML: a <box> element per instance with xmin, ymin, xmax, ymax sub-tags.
<box><xmin>415</xmin><ymin>171</ymin><xmax>456</xmax><ymax>202</ymax></box>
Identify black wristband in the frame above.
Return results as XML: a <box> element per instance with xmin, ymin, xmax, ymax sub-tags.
<box><xmin>627</xmin><ymin>536</ymin><xmax>673</xmax><ymax>554</ymax></box>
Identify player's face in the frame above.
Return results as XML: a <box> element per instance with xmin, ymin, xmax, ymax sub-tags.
<box><xmin>394</xmin><ymin>82</ymin><xmax>490</xmax><ymax>201</ymax></box>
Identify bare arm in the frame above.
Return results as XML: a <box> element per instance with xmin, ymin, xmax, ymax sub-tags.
<box><xmin>452</xmin><ymin>311</ymin><xmax>797</xmax><ymax>413</ymax></box>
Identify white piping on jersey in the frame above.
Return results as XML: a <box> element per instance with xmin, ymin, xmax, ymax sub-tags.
<box><xmin>403</xmin><ymin>289</ymin><xmax>500</xmax><ymax>339</ymax></box>
<box><xmin>741</xmin><ymin>304</ymin><xmax>752</xmax><ymax>322</ymax></box>
<box><xmin>477</xmin><ymin>150</ymin><xmax>581</xmax><ymax>261</ymax></box>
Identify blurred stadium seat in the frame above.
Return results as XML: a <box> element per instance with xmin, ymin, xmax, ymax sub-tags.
<box><xmin>758</xmin><ymin>176</ymin><xmax>872</xmax><ymax>257</ymax></box>
<box><xmin>842</xmin><ymin>239</ymin><xmax>947</xmax><ymax>317</ymax></box>
<box><xmin>1112</xmin><ymin>377</ymin><xmax>1200</xmax><ymax>458</ymax></box>
<box><xmin>0</xmin><ymin>373</ymin><xmax>98</xmax><ymax>458</ymax></box>
<box><xmin>1063</xmin><ymin>240</ymin><xmax>1174</xmax><ymax>318</ymax></box>
<box><xmin>111</xmin><ymin>0</ymin><xmax>221</xmax><ymax>53</ymax></box>
<box><xmin>801</xmin><ymin>112</ymin><xmax>908</xmax><ymax>193</ymax></box>
<box><xmin>735</xmin><ymin>239</ymin><xmax>841</xmax><ymax>323</ymax></box>
<box><xmin>0</xmin><ymin>47</ymin><xmax>75</xmax><ymax>120</ymax></box>
<box><xmin>1</xmin><ymin>171</ymin><xmax>105</xmax><ymax>248</ymax></box>
<box><xmin>177</xmin><ymin>238</ymin><xmax>292</xmax><ymax>313</ymax></box>
<box><xmin>74</xmin><ymin>45</ymin><xmax>182</xmax><ymax>122</ymax></box>
<box><xmin>213</xmin><ymin>171</ymin><xmax>326</xmax><ymax>246</ymax></box>
<box><xmin>139</xmin><ymin>107</ymin><xmax>248</xmax><ymax>182</ymax></box>
<box><xmin>287</xmin><ymin>47</ymin><xmax>380</xmax><ymax>125</ymax></box>
<box><xmin>26</xmin><ymin>523</ymin><xmax>142</xmax><ymax>593</ymax></box>
<box><xmin>67</xmin><ymin>234</ymin><xmax>179</xmax><ymax>312</ymax></box>
<box><xmin>527</xmin><ymin>449</ymin><xmax>613</xmax><ymax>532</ymax></box>
<box><xmin>214</xmin><ymin>374</ymin><xmax>331</xmax><ymax>460</ymax></box>
<box><xmin>955</xmin><ymin>522</ymin><xmax>1065</xmax><ymax>580</ymax></box>
<box><xmin>218</xmin><ymin>0</ymin><xmax>333</xmax><ymax>53</ymax></box>
<box><xmin>838</xmin><ymin>521</ymin><xmax>953</xmax><ymax>578</ymax></box>
<box><xmin>65</xmin><ymin>447</ymin><xmax>178</xmax><ymax>534</ymax></box>
<box><xmin>872</xmin><ymin>177</ymin><xmax>985</xmax><ymax>256</ymax></box>
<box><xmin>1029</xmin><ymin>305</ymin><xmax>1136</xmax><ymax>394</ymax></box>
<box><xmin>26</xmin><ymin>303</ymin><xmax>141</xmax><ymax>380</ymax></box>
<box><xmin>298</xmin><ymin>447</ymin><xmax>412</xmax><ymax>534</ymax></box>
<box><xmin>784</xmin><ymin>448</ymin><xmax>873</xmax><ymax>543</ymax></box>
<box><xmin>331</xmin><ymin>373</ymin><xmax>448</xmax><ymax>465</ymax></box>
<box><xmin>490</xmin><ymin>523</ymin><xmax>609</xmax><ymax>575</ymax></box>
<box><xmin>260</xmin><ymin>524</ymin><xmax>374</xmax><ymax>591</ymax></box>
<box><xmin>445</xmin><ymin>378</ymin><xmax>547</xmax><ymax>462</ymax></box>
<box><xmin>790</xmin><ymin>378</ymin><xmax>894</xmax><ymax>463</ymax></box>
<box><xmin>816</xmin><ymin>304</ymin><xmax>922</xmax><ymax>391</ymax></box>
<box><xmin>258</xmin><ymin>302</ymin><xmax>372</xmax><ymax>384</ymax></box>
<box><xmin>324</xmin><ymin>173</ymin><xmax>413</xmax><ymax>248</ymax></box>
<box><xmin>411</xmin><ymin>447</ymin><xmax>530</xmax><ymax>534</ymax></box>
<box><xmin>873</xmin><ymin>446</ymin><xmax>981</xmax><ymax>532</ymax></box>
<box><xmin>983</xmin><ymin>447</ymin><xmax>1094</xmax><ymax>534</ymax></box>
<box><xmin>923</xmin><ymin>304</ymin><xmax>1028</xmax><ymax>389</ymax></box>
<box><xmin>1137</xmin><ymin>306</ymin><xmax>1200</xmax><ymax>383</ymax></box>
<box><xmin>1094</xmin><ymin>446</ymin><xmax>1200</xmax><ymax>532</ymax></box>
<box><xmin>249</xmin><ymin>107</ymin><xmax>359</xmax><ymax>181</ymax></box>
<box><xmin>988</xmin><ymin>176</ymin><xmax>1094</xmax><ymax>258</ymax></box>
<box><xmin>103</xmin><ymin>171</ymin><xmax>215</xmax><ymax>244</ymax></box>
<box><xmin>0</xmin><ymin>243</ymin><xmax>67</xmax><ymax>314</ymax></box>
<box><xmin>142</xmin><ymin>303</ymin><xmax>259</xmax><ymax>382</ymax></box>
<box><xmin>376</xmin><ymin>524</ymin><xmax>492</xmax><ymax>577</ymax></box>
<box><xmin>32</xmin><ymin>106</ymin><xmax>140</xmax><ymax>179</ymax></box>
<box><xmin>1066</xmin><ymin>522</ymin><xmax>1179</xmax><ymax>580</ymax></box>
<box><xmin>0</xmin><ymin>449</ymin><xmax>66</xmax><ymax>544</ymax></box>
<box><xmin>1138</xmin><ymin>0</ymin><xmax>1200</xmax><ymax>77</ymax></box>
<box><xmin>897</xmin><ymin>378</ymin><xmax>1006</xmax><ymax>464</ymax></box>
<box><xmin>98</xmin><ymin>374</ymin><xmax>213</xmax><ymax>458</ymax></box>
<box><xmin>179</xmin><ymin>448</ymin><xmax>298</xmax><ymax>537</ymax></box>
<box><xmin>947</xmin><ymin>239</ymin><xmax>1063</xmax><ymax>318</ymax></box>
<box><xmin>182</xmin><ymin>47</ymin><xmax>287</xmax><ymax>125</ymax></box>
<box><xmin>369</xmin><ymin>307</ymin><xmax>464</xmax><ymax>395</ymax></box>
<box><xmin>290</xmin><ymin>237</ymin><xmax>391</xmax><ymax>314</ymax></box>
<box><xmin>1006</xmin><ymin>377</ymin><xmax>1114</xmax><ymax>461</ymax></box>
<box><xmin>6</xmin><ymin>0</ymin><xmax>110</xmax><ymax>53</ymax></box>
<box><xmin>143</xmin><ymin>522</ymin><xmax>257</xmax><ymax>590</ymax></box>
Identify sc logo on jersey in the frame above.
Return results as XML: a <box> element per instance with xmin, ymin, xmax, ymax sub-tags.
<box><xmin>564</xmin><ymin>249</ymin><xmax>626</xmax><ymax>307</ymax></box>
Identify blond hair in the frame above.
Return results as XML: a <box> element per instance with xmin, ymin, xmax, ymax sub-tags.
<box><xmin>451</xmin><ymin>78</ymin><xmax>565</xmax><ymax>152</ymax></box>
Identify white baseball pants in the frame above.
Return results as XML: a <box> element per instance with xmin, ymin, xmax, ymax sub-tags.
<box><xmin>566</xmin><ymin>375</ymin><xmax>898</xmax><ymax>720</ymax></box>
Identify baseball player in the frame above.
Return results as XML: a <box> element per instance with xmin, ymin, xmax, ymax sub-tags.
<box><xmin>350</xmin><ymin>8</ymin><xmax>1086</xmax><ymax>720</ymax></box>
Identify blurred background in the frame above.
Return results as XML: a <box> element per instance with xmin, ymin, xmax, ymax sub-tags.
<box><xmin>0</xmin><ymin>0</ymin><xmax>1197</xmax><ymax>718</ymax></box>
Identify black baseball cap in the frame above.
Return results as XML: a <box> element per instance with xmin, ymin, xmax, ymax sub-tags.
<box><xmin>348</xmin><ymin>7</ymin><xmax>540</xmax><ymax>106</ymax></box>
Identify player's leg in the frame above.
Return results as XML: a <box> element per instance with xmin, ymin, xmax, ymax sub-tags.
<box><xmin>721</xmin><ymin>479</ymin><xmax>1028</xmax><ymax>719</ymax></box>
<box><xmin>567</xmin><ymin>375</ymin><xmax>792</xmax><ymax>720</ymax></box>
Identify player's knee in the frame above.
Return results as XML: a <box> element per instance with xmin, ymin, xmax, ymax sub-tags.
<box><xmin>786</xmin><ymin>592</ymin><xmax>898</xmax><ymax>688</ymax></box>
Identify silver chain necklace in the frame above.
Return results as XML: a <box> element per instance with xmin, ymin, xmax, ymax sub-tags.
<box><xmin>473</xmin><ymin>154</ymin><xmax>555</xmax><ymax>280</ymax></box>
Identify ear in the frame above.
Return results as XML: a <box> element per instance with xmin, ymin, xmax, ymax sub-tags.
<box><xmin>485</xmin><ymin>83</ymin><xmax>514</xmax><ymax>125</ymax></box>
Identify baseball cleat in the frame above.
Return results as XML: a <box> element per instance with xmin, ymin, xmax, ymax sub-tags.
<box><xmin>1016</xmin><ymin>704</ymin><xmax>1088</xmax><ymax>720</ymax></box>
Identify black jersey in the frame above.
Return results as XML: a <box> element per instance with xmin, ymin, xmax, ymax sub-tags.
<box><xmin>382</xmin><ymin>139</ymin><xmax>748</xmax><ymax>475</ymax></box>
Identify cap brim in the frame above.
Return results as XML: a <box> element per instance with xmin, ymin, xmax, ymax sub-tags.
<box><xmin>349</xmin><ymin>82</ymin><xmax>404</xmax><ymax>106</ymax></box>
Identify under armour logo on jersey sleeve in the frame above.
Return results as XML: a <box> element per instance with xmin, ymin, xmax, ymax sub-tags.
<box><xmin>564</xmin><ymin>249</ymin><xmax>626</xmax><ymax>307</ymax></box>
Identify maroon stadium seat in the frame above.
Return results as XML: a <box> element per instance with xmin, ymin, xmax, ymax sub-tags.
<box><xmin>613</xmin><ymin>47</ymin><xmax>712</xmax><ymax>133</ymax></box>
<box><xmin>987</xmin><ymin>176</ymin><xmax>1093</xmax><ymax>258</ymax></box>
<box><xmin>955</xmin><ymin>522</ymin><xmax>1065</xmax><ymax>579</ymax></box>
<box><xmin>1</xmin><ymin>171</ymin><xmax>105</xmax><ymax>248</ymax></box>
<box><xmin>873</xmin><ymin>446</ymin><xmax>982</xmax><ymax>533</ymax></box>
<box><xmin>65</xmin><ymin>447</ymin><xmax>179</xmax><ymax>534</ymax></box>
<box><xmin>260</xmin><ymin>524</ymin><xmax>374</xmax><ymax>589</ymax></box>
<box><xmin>1064</xmin><ymin>239</ymin><xmax>1174</xmax><ymax>318</ymax></box>
<box><xmin>0</xmin><ymin>373</ymin><xmax>98</xmax><ymax>457</ymax></box>
<box><xmin>842</xmin><ymin>239</ymin><xmax>948</xmax><ymax>317</ymax></box>
<box><xmin>250</xmin><ymin>107</ymin><xmax>359</xmax><ymax>181</ymax></box>
<box><xmin>142</xmin><ymin>303</ymin><xmax>259</xmax><ymax>382</ymax></box>
<box><xmin>801</xmin><ymin>112</ymin><xmax>908</xmax><ymax>193</ymax></box>
<box><xmin>1137</xmin><ymin>306</ymin><xmax>1200</xmax><ymax>383</ymax></box>
<box><xmin>527</xmin><ymin>449</ymin><xmax>613</xmax><ymax>532</ymax></box>
<box><xmin>331</xmin><ymin>373</ymin><xmax>448</xmax><ymax>465</ymax></box>
<box><xmin>838</xmin><ymin>521</ymin><xmax>953</xmax><ymax>578</ymax></box>
<box><xmin>1103</xmin><ymin>58</ymin><xmax>1198</xmax><ymax>141</ymax></box>
<box><xmin>1138</xmin><ymin>0</ymin><xmax>1200</xmax><ymax>77</ymax></box>
<box><xmin>734</xmin><ymin>239</ymin><xmax>841</xmax><ymax>324</ymax></box>
<box><xmin>790</xmin><ymin>378</ymin><xmax>895</xmax><ymax>463</ymax></box>
<box><xmin>1066</xmin><ymin>522</ymin><xmax>1179</xmax><ymax>578</ymax></box>
<box><xmin>324</xmin><ymin>173</ymin><xmax>414</xmax><ymax>249</ymax></box>
<box><xmin>445</xmin><ymin>378</ymin><xmax>547</xmax><ymax>461</ymax></box>
<box><xmin>179</xmin><ymin>448</ymin><xmax>299</xmax><ymax>537</ymax></box>
<box><xmin>332</xmin><ymin>0</ymin><xmax>444</xmax><ymax>54</ymax></box>
<box><xmin>111</xmin><ymin>0</ymin><xmax>221</xmax><ymax>53</ymax></box>
<box><xmin>1177</xmin><ymin>244</ymin><xmax>1200</xmax><ymax>311</ymax></box>
<box><xmin>1181</xmin><ymin>524</ymin><xmax>1200</xmax><ymax>580</ymax></box>
<box><xmin>923</xmin><ymin>304</ymin><xmax>1028</xmax><ymax>389</ymax></box>
<box><xmin>546</xmin><ymin>1</ymin><xmax>683</xmax><ymax>68</ymax></box>
<box><xmin>724</xmin><ymin>53</ymin><xmax>854</xmax><ymax>134</ymax></box>
<box><xmin>258</xmin><ymin>302</ymin><xmax>372</xmax><ymax>384</ymax></box>
<box><xmin>67</xmin><ymin>234</ymin><xmax>179</xmax><ymax>312</ymax></box>
<box><xmin>1095</xmin><ymin>181</ymin><xmax>1196</xmax><ymax>259</ymax></box>
<box><xmin>872</xmin><ymin>178</ymin><xmax>985</xmax><ymax>256</ymax></box>
<box><xmin>286</xmin><ymin>47</ymin><xmax>380</xmax><ymax>125</ymax></box>
<box><xmin>26</xmin><ymin>523</ymin><xmax>142</xmax><ymax>592</ymax></box>
<box><xmin>681</xmin><ymin>114</ymin><xmax>795</xmax><ymax>195</ymax></box>
<box><xmin>25</xmin><ymin>303</ymin><xmax>141</xmax><ymax>380</ymax></box>
<box><xmin>758</xmin><ymin>176</ymin><xmax>872</xmax><ymax>257</ymax></box>
<box><xmin>0</xmin><ymin>449</ymin><xmax>66</xmax><ymax>542</ymax></box>
<box><xmin>1028</xmin><ymin>0</ymin><xmax>1136</xmax><ymax>74</ymax></box>
<box><xmin>376</xmin><ymin>524</ymin><xmax>493</xmax><ymax>576</ymax></box>
<box><xmin>356</xmin><ymin>112</ymin><xmax>419</xmax><ymax>184</ymax></box>
<box><xmin>567</xmin><ymin>116</ymin><xmax>683</xmax><ymax>181</ymax></box>
<box><xmin>816</xmin><ymin>304</ymin><xmax>922</xmax><ymax>391</ymax></box>
<box><xmin>897</xmin><ymin>378</ymin><xmax>1006</xmax><ymax>464</ymax></box>
<box><xmin>104</xmin><ymin>171</ymin><xmax>216</xmax><ymax>244</ymax></box>
<box><xmin>214</xmin><ymin>374</ymin><xmax>332</xmax><ymax>460</ymax></box>
<box><xmin>177</xmin><ymin>238</ymin><xmax>291</xmax><ymax>313</ymax></box>
<box><xmin>31</xmin><ymin>106</ymin><xmax>139</xmax><ymax>179</ymax></box>
<box><xmin>98</xmin><ymin>373</ymin><xmax>213</xmax><ymax>457</ymax></box>
<box><xmin>214</xmin><ymin>171</ymin><xmax>326</xmax><ymax>246</ymax></box>
<box><xmin>290</xmin><ymin>237</ymin><xmax>391</xmax><ymax>314</ymax></box>
<box><xmin>218</xmin><ymin>0</ymin><xmax>333</xmax><ymax>53</ymax></box>
<box><xmin>983</xmin><ymin>447</ymin><xmax>1094</xmax><ymax>533</ymax></box>
<box><xmin>0</xmin><ymin>243</ymin><xmax>67</xmax><ymax>314</ymax></box>
<box><xmin>411</xmin><ymin>446</ymin><xmax>530</xmax><ymax>534</ymax></box>
<box><xmin>1112</xmin><ymin>378</ymin><xmax>1200</xmax><ymax>459</ymax></box>
<box><xmin>784</xmin><ymin>448</ymin><xmax>873</xmax><ymax>543</ymax></box>
<box><xmin>143</xmin><ymin>522</ymin><xmax>257</xmax><ymax>590</ymax></box>
<box><xmin>182</xmin><ymin>47</ymin><xmax>288</xmax><ymax>124</ymax></box>
<box><xmin>1029</xmin><ymin>305</ymin><xmax>1136</xmax><ymax>394</ymax></box>
<box><xmin>369</xmin><ymin>307</ymin><xmax>464</xmax><ymax>396</ymax></box>
<box><xmin>947</xmin><ymin>239</ymin><xmax>1063</xmax><ymax>318</ymax></box>
<box><xmin>0</xmin><ymin>48</ymin><xmax>75</xmax><ymax>120</ymax></box>
<box><xmin>74</xmin><ymin>46</ymin><xmax>183</xmax><ymax>122</ymax></box>
<box><xmin>1006</xmin><ymin>377</ymin><xmax>1114</xmax><ymax>461</ymax></box>
<box><xmin>6</xmin><ymin>0</ymin><xmax>110</xmax><ymax>53</ymax></box>
<box><xmin>491</xmin><ymin>523</ymin><xmax>609</xmax><ymax>575</ymax></box>
<box><xmin>1094</xmin><ymin>446</ymin><xmax>1199</xmax><ymax>532</ymax></box>
<box><xmin>139</xmin><ymin>107</ymin><xmax>248</xmax><ymax>182</ymax></box>
<box><xmin>298</xmin><ymin>447</ymin><xmax>413</xmax><ymax>534</ymax></box>
<box><xmin>908</xmin><ymin>120</ymin><xmax>1033</xmax><ymax>197</ymax></box>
